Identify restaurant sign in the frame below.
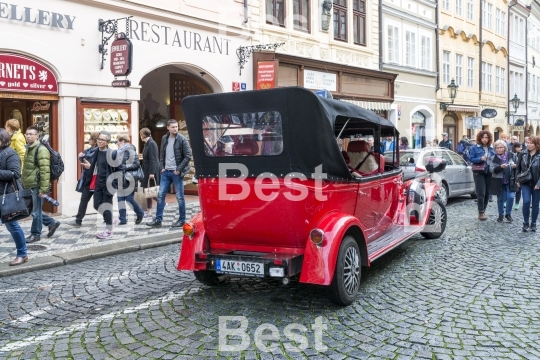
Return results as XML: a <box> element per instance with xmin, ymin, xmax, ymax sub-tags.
<box><xmin>256</xmin><ymin>61</ymin><xmax>277</xmax><ymax>90</ymax></box>
<box><xmin>0</xmin><ymin>53</ymin><xmax>58</xmax><ymax>94</ymax></box>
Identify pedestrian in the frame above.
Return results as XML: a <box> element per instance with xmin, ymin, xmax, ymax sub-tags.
<box><xmin>511</xmin><ymin>142</ymin><xmax>523</xmax><ymax>210</ymax></box>
<box><xmin>147</xmin><ymin>119</ymin><xmax>192</xmax><ymax>228</ymax></box>
<box><xmin>140</xmin><ymin>127</ymin><xmax>160</xmax><ymax>218</ymax></box>
<box><xmin>439</xmin><ymin>132</ymin><xmax>453</xmax><ymax>150</ymax></box>
<box><xmin>22</xmin><ymin>126</ymin><xmax>61</xmax><ymax>243</ymax></box>
<box><xmin>380</xmin><ymin>136</ymin><xmax>395</xmax><ymax>154</ymax></box>
<box><xmin>5</xmin><ymin>118</ymin><xmax>25</xmax><ymax>167</ymax></box>
<box><xmin>399</xmin><ymin>137</ymin><xmax>410</xmax><ymax>150</ymax></box>
<box><xmin>425</xmin><ymin>140</ymin><xmax>432</xmax><ymax>148</ymax></box>
<box><xmin>367</xmin><ymin>136</ymin><xmax>375</xmax><ymax>152</ymax></box>
<box><xmin>488</xmin><ymin>140</ymin><xmax>517</xmax><ymax>223</ymax></box>
<box><xmin>522</xmin><ymin>136</ymin><xmax>529</xmax><ymax>149</ymax></box>
<box><xmin>457</xmin><ymin>135</ymin><xmax>468</xmax><ymax>154</ymax></box>
<box><xmin>510</xmin><ymin>135</ymin><xmax>519</xmax><ymax>145</ymax></box>
<box><xmin>116</xmin><ymin>134</ymin><xmax>145</xmax><ymax>225</ymax></box>
<box><xmin>0</xmin><ymin>128</ymin><xmax>28</xmax><ymax>266</ymax></box>
<box><xmin>72</xmin><ymin>132</ymin><xmax>99</xmax><ymax>226</ymax></box>
<box><xmin>433</xmin><ymin>138</ymin><xmax>439</xmax><ymax>147</ymax></box>
<box><xmin>516</xmin><ymin>136</ymin><xmax>540</xmax><ymax>232</ymax></box>
<box><xmin>499</xmin><ymin>133</ymin><xmax>510</xmax><ymax>148</ymax></box>
<box><xmin>84</xmin><ymin>131</ymin><xmax>119</xmax><ymax>239</ymax></box>
<box><xmin>469</xmin><ymin>130</ymin><xmax>494</xmax><ymax>221</ymax></box>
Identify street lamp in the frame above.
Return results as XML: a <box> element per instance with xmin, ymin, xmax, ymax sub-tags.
<box><xmin>439</xmin><ymin>79</ymin><xmax>459</xmax><ymax>110</ymax></box>
<box><xmin>505</xmin><ymin>94</ymin><xmax>520</xmax><ymax>116</ymax></box>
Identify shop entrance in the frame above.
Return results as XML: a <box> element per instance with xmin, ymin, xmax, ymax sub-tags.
<box><xmin>443</xmin><ymin>114</ymin><xmax>457</xmax><ymax>148</ymax></box>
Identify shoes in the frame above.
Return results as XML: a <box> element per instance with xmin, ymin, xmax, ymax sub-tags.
<box><xmin>523</xmin><ymin>222</ymin><xmax>530</xmax><ymax>232</ymax></box>
<box><xmin>118</xmin><ymin>221</ymin><xmax>127</xmax><ymax>225</ymax></box>
<box><xmin>47</xmin><ymin>221</ymin><xmax>61</xmax><ymax>238</ymax></box>
<box><xmin>513</xmin><ymin>204</ymin><xmax>520</xmax><ymax>210</ymax></box>
<box><xmin>135</xmin><ymin>215</ymin><xmax>144</xmax><ymax>225</ymax></box>
<box><xmin>505</xmin><ymin>214</ymin><xmax>513</xmax><ymax>223</ymax></box>
<box><xmin>146</xmin><ymin>219</ymin><xmax>162</xmax><ymax>228</ymax></box>
<box><xmin>26</xmin><ymin>235</ymin><xmax>40</xmax><ymax>244</ymax></box>
<box><xmin>171</xmin><ymin>219</ymin><xmax>184</xmax><ymax>228</ymax></box>
<box><xmin>478</xmin><ymin>212</ymin><xmax>487</xmax><ymax>221</ymax></box>
<box><xmin>474</xmin><ymin>199</ymin><xmax>478</xmax><ymax>202</ymax></box>
<box><xmin>489</xmin><ymin>196</ymin><xmax>494</xmax><ymax>202</ymax></box>
<box><xmin>96</xmin><ymin>230</ymin><xmax>113</xmax><ymax>239</ymax></box>
<box><xmin>70</xmin><ymin>220</ymin><xmax>82</xmax><ymax>227</ymax></box>
<box><xmin>531</xmin><ymin>223</ymin><xmax>537</xmax><ymax>232</ymax></box>
<box><xmin>113</xmin><ymin>218</ymin><xmax>120</xmax><ymax>228</ymax></box>
<box><xmin>497</xmin><ymin>215</ymin><xmax>504</xmax><ymax>223</ymax></box>
<box><xmin>143</xmin><ymin>213</ymin><xmax>152</xmax><ymax>219</ymax></box>
<box><xmin>9</xmin><ymin>256</ymin><xmax>28</xmax><ymax>266</ymax></box>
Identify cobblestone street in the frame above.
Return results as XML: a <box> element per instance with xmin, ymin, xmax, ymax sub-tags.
<box><xmin>1</xmin><ymin>197</ymin><xmax>540</xmax><ymax>359</ymax></box>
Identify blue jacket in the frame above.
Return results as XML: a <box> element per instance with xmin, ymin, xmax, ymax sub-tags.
<box><xmin>380</xmin><ymin>140</ymin><xmax>395</xmax><ymax>153</ymax></box>
<box><xmin>469</xmin><ymin>144</ymin><xmax>494</xmax><ymax>164</ymax></box>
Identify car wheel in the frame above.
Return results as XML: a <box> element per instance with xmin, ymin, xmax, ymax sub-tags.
<box><xmin>420</xmin><ymin>198</ymin><xmax>447</xmax><ymax>239</ymax></box>
<box><xmin>435</xmin><ymin>182</ymin><xmax>449</xmax><ymax>206</ymax></box>
<box><xmin>328</xmin><ymin>236</ymin><xmax>361</xmax><ymax>306</ymax></box>
<box><xmin>470</xmin><ymin>192</ymin><xmax>477</xmax><ymax>199</ymax></box>
<box><xmin>194</xmin><ymin>270</ymin><xmax>223</xmax><ymax>286</ymax></box>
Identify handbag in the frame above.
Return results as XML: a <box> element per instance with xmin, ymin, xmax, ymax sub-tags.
<box><xmin>126</xmin><ymin>167</ymin><xmax>144</xmax><ymax>182</ymax></box>
<box><xmin>516</xmin><ymin>156</ymin><xmax>534</xmax><ymax>184</ymax></box>
<box><xmin>143</xmin><ymin>178</ymin><xmax>159</xmax><ymax>199</ymax></box>
<box><xmin>0</xmin><ymin>180</ymin><xmax>33</xmax><ymax>223</ymax></box>
<box><xmin>471</xmin><ymin>162</ymin><xmax>486</xmax><ymax>173</ymax></box>
<box><xmin>89</xmin><ymin>164</ymin><xmax>98</xmax><ymax>191</ymax></box>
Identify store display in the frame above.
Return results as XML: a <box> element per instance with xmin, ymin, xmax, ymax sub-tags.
<box><xmin>33</xmin><ymin>114</ymin><xmax>50</xmax><ymax>139</ymax></box>
<box><xmin>82</xmin><ymin>106</ymin><xmax>130</xmax><ymax>150</ymax></box>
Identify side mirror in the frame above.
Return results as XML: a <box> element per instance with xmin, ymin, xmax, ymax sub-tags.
<box><xmin>425</xmin><ymin>157</ymin><xmax>446</xmax><ymax>173</ymax></box>
<box><xmin>408</xmin><ymin>157</ymin><xmax>415</xmax><ymax>164</ymax></box>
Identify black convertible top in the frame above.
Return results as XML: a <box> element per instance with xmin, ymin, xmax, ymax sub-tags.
<box><xmin>181</xmin><ymin>87</ymin><xmax>397</xmax><ymax>180</ymax></box>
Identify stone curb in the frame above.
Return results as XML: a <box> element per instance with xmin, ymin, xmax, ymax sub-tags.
<box><xmin>0</xmin><ymin>231</ymin><xmax>183</xmax><ymax>278</ymax></box>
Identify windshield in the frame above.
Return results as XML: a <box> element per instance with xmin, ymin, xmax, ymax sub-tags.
<box><xmin>385</xmin><ymin>151</ymin><xmax>420</xmax><ymax>166</ymax></box>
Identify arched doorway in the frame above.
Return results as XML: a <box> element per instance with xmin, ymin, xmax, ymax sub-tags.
<box><xmin>443</xmin><ymin>114</ymin><xmax>457</xmax><ymax>148</ymax></box>
<box><xmin>411</xmin><ymin>111</ymin><xmax>426</xmax><ymax>148</ymax></box>
<box><xmin>493</xmin><ymin>127</ymin><xmax>503</xmax><ymax>141</ymax></box>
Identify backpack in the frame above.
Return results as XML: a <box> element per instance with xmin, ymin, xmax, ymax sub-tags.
<box><xmin>462</xmin><ymin>145</ymin><xmax>471</xmax><ymax>162</ymax></box>
<box><xmin>457</xmin><ymin>142</ymin><xmax>465</xmax><ymax>154</ymax></box>
<box><xmin>34</xmin><ymin>140</ymin><xmax>65</xmax><ymax>181</ymax></box>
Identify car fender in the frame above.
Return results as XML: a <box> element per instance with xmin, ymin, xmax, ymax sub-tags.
<box><xmin>177</xmin><ymin>212</ymin><xmax>205</xmax><ymax>271</ymax></box>
<box><xmin>298</xmin><ymin>212</ymin><xmax>366</xmax><ymax>286</ymax></box>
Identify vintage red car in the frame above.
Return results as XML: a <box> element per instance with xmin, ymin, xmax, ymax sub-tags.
<box><xmin>178</xmin><ymin>87</ymin><xmax>446</xmax><ymax>305</ymax></box>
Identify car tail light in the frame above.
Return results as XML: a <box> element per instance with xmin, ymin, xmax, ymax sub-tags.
<box><xmin>273</xmin><ymin>259</ymin><xmax>283</xmax><ymax>265</ymax></box>
<box><xmin>183</xmin><ymin>222</ymin><xmax>195</xmax><ymax>237</ymax></box>
<box><xmin>194</xmin><ymin>262</ymin><xmax>207</xmax><ymax>270</ymax></box>
<box><xmin>198</xmin><ymin>253</ymin><xmax>207</xmax><ymax>260</ymax></box>
<box><xmin>310</xmin><ymin>228</ymin><xmax>324</xmax><ymax>246</ymax></box>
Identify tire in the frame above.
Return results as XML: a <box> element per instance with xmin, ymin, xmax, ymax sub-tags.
<box><xmin>194</xmin><ymin>270</ymin><xmax>222</xmax><ymax>286</ymax></box>
<box><xmin>420</xmin><ymin>198</ymin><xmax>447</xmax><ymax>239</ymax></box>
<box><xmin>470</xmin><ymin>192</ymin><xmax>477</xmax><ymax>199</ymax></box>
<box><xmin>435</xmin><ymin>182</ymin><xmax>449</xmax><ymax>206</ymax></box>
<box><xmin>328</xmin><ymin>236</ymin><xmax>361</xmax><ymax>306</ymax></box>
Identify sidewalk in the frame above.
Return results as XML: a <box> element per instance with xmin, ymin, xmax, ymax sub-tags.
<box><xmin>0</xmin><ymin>194</ymin><xmax>200</xmax><ymax>277</ymax></box>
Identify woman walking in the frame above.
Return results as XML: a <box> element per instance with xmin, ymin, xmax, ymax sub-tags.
<box><xmin>140</xmin><ymin>128</ymin><xmax>160</xmax><ymax>217</ymax></box>
<box><xmin>488</xmin><ymin>140</ymin><xmax>517</xmax><ymax>223</ymax></box>
<box><xmin>399</xmin><ymin>137</ymin><xmax>410</xmax><ymax>150</ymax></box>
<box><xmin>73</xmin><ymin>132</ymin><xmax>99</xmax><ymax>226</ymax></box>
<box><xmin>0</xmin><ymin>128</ymin><xmax>28</xmax><ymax>266</ymax></box>
<box><xmin>516</xmin><ymin>136</ymin><xmax>540</xmax><ymax>231</ymax></box>
<box><xmin>5</xmin><ymin>118</ymin><xmax>26</xmax><ymax>166</ymax></box>
<box><xmin>116</xmin><ymin>135</ymin><xmax>145</xmax><ymax>225</ymax></box>
<box><xmin>511</xmin><ymin>142</ymin><xmax>523</xmax><ymax>210</ymax></box>
<box><xmin>469</xmin><ymin>130</ymin><xmax>494</xmax><ymax>220</ymax></box>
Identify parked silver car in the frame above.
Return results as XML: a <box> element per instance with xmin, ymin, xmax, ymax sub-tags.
<box><xmin>385</xmin><ymin>147</ymin><xmax>476</xmax><ymax>206</ymax></box>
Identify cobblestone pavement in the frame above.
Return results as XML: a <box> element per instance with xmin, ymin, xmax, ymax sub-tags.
<box><xmin>1</xmin><ymin>197</ymin><xmax>540</xmax><ymax>359</ymax></box>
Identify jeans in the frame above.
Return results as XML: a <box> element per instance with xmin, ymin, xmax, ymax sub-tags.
<box><xmin>156</xmin><ymin>170</ymin><xmax>185</xmax><ymax>222</ymax></box>
<box><xmin>515</xmin><ymin>187</ymin><xmax>522</xmax><ymax>204</ymax></box>
<box><xmin>497</xmin><ymin>184</ymin><xmax>515</xmax><ymax>216</ymax></box>
<box><xmin>118</xmin><ymin>191</ymin><xmax>145</xmax><ymax>223</ymax></box>
<box><xmin>5</xmin><ymin>221</ymin><xmax>26</xmax><ymax>257</ymax></box>
<box><xmin>31</xmin><ymin>188</ymin><xmax>55</xmax><ymax>237</ymax></box>
<box><xmin>474</xmin><ymin>172</ymin><xmax>492</xmax><ymax>212</ymax></box>
<box><xmin>521</xmin><ymin>183</ymin><xmax>540</xmax><ymax>224</ymax></box>
<box><xmin>75</xmin><ymin>186</ymin><xmax>94</xmax><ymax>222</ymax></box>
<box><xmin>93</xmin><ymin>183</ymin><xmax>113</xmax><ymax>230</ymax></box>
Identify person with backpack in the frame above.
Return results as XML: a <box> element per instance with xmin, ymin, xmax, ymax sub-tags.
<box><xmin>22</xmin><ymin>126</ymin><xmax>60</xmax><ymax>243</ymax></box>
<box><xmin>457</xmin><ymin>135</ymin><xmax>468</xmax><ymax>155</ymax></box>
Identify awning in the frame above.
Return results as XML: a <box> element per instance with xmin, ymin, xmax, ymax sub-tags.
<box><xmin>446</xmin><ymin>105</ymin><xmax>481</xmax><ymax>113</ymax></box>
<box><xmin>339</xmin><ymin>99</ymin><xmax>392</xmax><ymax>111</ymax></box>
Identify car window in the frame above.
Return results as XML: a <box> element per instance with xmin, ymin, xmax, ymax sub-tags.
<box><xmin>449</xmin><ymin>152</ymin><xmax>467</xmax><ymax>166</ymax></box>
<box><xmin>391</xmin><ymin>151</ymin><xmax>419</xmax><ymax>166</ymax></box>
<box><xmin>434</xmin><ymin>150</ymin><xmax>453</xmax><ymax>165</ymax></box>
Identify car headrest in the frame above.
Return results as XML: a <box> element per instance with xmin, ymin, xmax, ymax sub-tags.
<box><xmin>232</xmin><ymin>139</ymin><xmax>259</xmax><ymax>155</ymax></box>
<box><xmin>347</xmin><ymin>140</ymin><xmax>370</xmax><ymax>153</ymax></box>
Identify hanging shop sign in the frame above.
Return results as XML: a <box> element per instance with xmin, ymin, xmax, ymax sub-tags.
<box><xmin>256</xmin><ymin>60</ymin><xmax>277</xmax><ymax>90</ymax></box>
<box><xmin>0</xmin><ymin>53</ymin><xmax>58</xmax><ymax>94</ymax></box>
<box><xmin>465</xmin><ymin>116</ymin><xmax>483</xmax><ymax>129</ymax></box>
<box><xmin>110</xmin><ymin>33</ymin><xmax>133</xmax><ymax>76</ymax></box>
<box><xmin>511</xmin><ymin>126</ymin><xmax>524</xmax><ymax>131</ymax></box>
<box><xmin>304</xmin><ymin>69</ymin><xmax>337</xmax><ymax>92</ymax></box>
<box><xmin>481</xmin><ymin>108</ymin><xmax>497</xmax><ymax>118</ymax></box>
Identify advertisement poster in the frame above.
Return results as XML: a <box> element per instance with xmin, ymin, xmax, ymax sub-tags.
<box><xmin>256</xmin><ymin>61</ymin><xmax>277</xmax><ymax>90</ymax></box>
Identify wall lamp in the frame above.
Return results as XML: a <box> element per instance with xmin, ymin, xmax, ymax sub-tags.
<box><xmin>439</xmin><ymin>79</ymin><xmax>459</xmax><ymax>110</ymax></box>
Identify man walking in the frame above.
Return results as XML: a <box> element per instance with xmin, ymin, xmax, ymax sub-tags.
<box><xmin>440</xmin><ymin>132</ymin><xmax>453</xmax><ymax>150</ymax></box>
<box><xmin>22</xmin><ymin>126</ymin><xmax>60</xmax><ymax>243</ymax></box>
<box><xmin>147</xmin><ymin>119</ymin><xmax>192</xmax><ymax>228</ymax></box>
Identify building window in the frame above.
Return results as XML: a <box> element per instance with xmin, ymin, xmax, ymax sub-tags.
<box><xmin>334</xmin><ymin>0</ymin><xmax>347</xmax><ymax>41</ymax></box>
<box><xmin>293</xmin><ymin>0</ymin><xmax>310</xmax><ymax>32</ymax></box>
<box><xmin>487</xmin><ymin>3</ymin><xmax>493</xmax><ymax>30</ymax></box>
<box><xmin>537</xmin><ymin>75</ymin><xmax>540</xmax><ymax>95</ymax></box>
<box><xmin>405</xmin><ymin>30</ymin><xmax>416</xmax><ymax>67</ymax></box>
<box><xmin>519</xmin><ymin>18</ymin><xmax>524</xmax><ymax>45</ymax></box>
<box><xmin>442</xmin><ymin>0</ymin><xmax>449</xmax><ymax>11</ymax></box>
<box><xmin>455</xmin><ymin>54</ymin><xmax>463</xmax><ymax>86</ymax></box>
<box><xmin>421</xmin><ymin>35</ymin><xmax>431</xmax><ymax>70</ymax></box>
<box><xmin>387</xmin><ymin>24</ymin><xmax>399</xmax><ymax>63</ymax></box>
<box><xmin>496</xmin><ymin>9</ymin><xmax>506</xmax><ymax>36</ymax></box>
<box><xmin>496</xmin><ymin>66</ymin><xmax>504</xmax><ymax>94</ymax></box>
<box><xmin>353</xmin><ymin>0</ymin><xmax>366</xmax><ymax>45</ymax></box>
<box><xmin>487</xmin><ymin>63</ymin><xmax>493</xmax><ymax>91</ymax></box>
<box><xmin>266</xmin><ymin>0</ymin><xmax>285</xmax><ymax>26</ymax></box>
<box><xmin>456</xmin><ymin>0</ymin><xmax>462</xmax><ymax>16</ymax></box>
<box><xmin>467</xmin><ymin>0</ymin><xmax>474</xmax><ymax>21</ymax></box>
<box><xmin>467</xmin><ymin>57</ymin><xmax>474</xmax><ymax>88</ymax></box>
<box><xmin>443</xmin><ymin>51</ymin><xmax>451</xmax><ymax>84</ymax></box>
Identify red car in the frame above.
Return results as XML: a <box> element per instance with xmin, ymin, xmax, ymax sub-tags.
<box><xmin>178</xmin><ymin>87</ymin><xmax>446</xmax><ymax>305</ymax></box>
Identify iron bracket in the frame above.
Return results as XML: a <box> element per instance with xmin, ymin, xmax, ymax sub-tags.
<box><xmin>98</xmin><ymin>16</ymin><xmax>133</xmax><ymax>70</ymax></box>
<box><xmin>236</xmin><ymin>43</ymin><xmax>285</xmax><ymax>75</ymax></box>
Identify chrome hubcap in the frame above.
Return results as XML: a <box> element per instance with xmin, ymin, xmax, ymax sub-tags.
<box><xmin>427</xmin><ymin>202</ymin><xmax>446</xmax><ymax>232</ymax></box>
<box><xmin>343</xmin><ymin>246</ymin><xmax>360</xmax><ymax>295</ymax></box>
<box><xmin>436</xmin><ymin>186</ymin><xmax>448</xmax><ymax>205</ymax></box>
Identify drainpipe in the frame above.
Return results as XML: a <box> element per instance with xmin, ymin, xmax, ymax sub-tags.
<box><xmin>243</xmin><ymin>0</ymin><xmax>248</xmax><ymax>24</ymax></box>
<box><xmin>379</xmin><ymin>0</ymin><xmax>383</xmax><ymax>70</ymax></box>
<box><xmin>435</xmin><ymin>0</ymin><xmax>440</xmax><ymax>91</ymax></box>
<box><xmin>525</xmin><ymin>8</ymin><xmax>529</xmax><ymax>137</ymax></box>
<box><xmin>479</xmin><ymin>0</ymin><xmax>483</xmax><ymax>102</ymax></box>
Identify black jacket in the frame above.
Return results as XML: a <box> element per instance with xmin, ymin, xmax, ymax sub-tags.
<box><xmin>91</xmin><ymin>147</ymin><xmax>122</xmax><ymax>196</ymax></box>
<box><xmin>160</xmin><ymin>133</ymin><xmax>192</xmax><ymax>177</ymax></box>
<box><xmin>121</xmin><ymin>144</ymin><xmax>141</xmax><ymax>192</ymax></box>
<box><xmin>516</xmin><ymin>150</ymin><xmax>540</xmax><ymax>188</ymax></box>
<box><xmin>142</xmin><ymin>137</ymin><xmax>160</xmax><ymax>188</ymax></box>
<box><xmin>0</xmin><ymin>147</ymin><xmax>22</xmax><ymax>196</ymax></box>
<box><xmin>78</xmin><ymin>146</ymin><xmax>98</xmax><ymax>190</ymax></box>
<box><xmin>439</xmin><ymin>139</ymin><xmax>453</xmax><ymax>151</ymax></box>
<box><xmin>488</xmin><ymin>152</ymin><xmax>518</xmax><ymax>194</ymax></box>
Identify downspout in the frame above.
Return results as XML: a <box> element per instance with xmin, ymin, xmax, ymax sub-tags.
<box><xmin>379</xmin><ymin>0</ymin><xmax>383</xmax><ymax>70</ymax></box>
<box><xmin>525</xmin><ymin>8</ymin><xmax>529</xmax><ymax>137</ymax></box>
<box><xmin>507</xmin><ymin>3</ymin><xmax>512</xmax><ymax>131</ymax></box>
<box><xmin>479</xmin><ymin>0</ymin><xmax>483</xmax><ymax>102</ymax></box>
<box><xmin>435</xmin><ymin>0</ymin><xmax>440</xmax><ymax>91</ymax></box>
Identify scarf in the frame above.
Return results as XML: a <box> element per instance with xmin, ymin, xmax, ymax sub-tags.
<box><xmin>496</xmin><ymin>152</ymin><xmax>509</xmax><ymax>184</ymax></box>
<box><xmin>496</xmin><ymin>152</ymin><xmax>507</xmax><ymax>163</ymax></box>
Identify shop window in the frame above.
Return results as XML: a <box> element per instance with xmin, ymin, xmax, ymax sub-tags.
<box><xmin>293</xmin><ymin>0</ymin><xmax>310</xmax><ymax>32</ymax></box>
<box><xmin>203</xmin><ymin>111</ymin><xmax>283</xmax><ymax>157</ymax></box>
<box><xmin>353</xmin><ymin>0</ymin><xmax>366</xmax><ymax>45</ymax></box>
<box><xmin>333</xmin><ymin>0</ymin><xmax>347</xmax><ymax>41</ymax></box>
<box><xmin>266</xmin><ymin>0</ymin><xmax>285</xmax><ymax>26</ymax></box>
<box><xmin>342</xmin><ymin>74</ymin><xmax>390</xmax><ymax>97</ymax></box>
<box><xmin>278</xmin><ymin>65</ymin><xmax>298</xmax><ymax>87</ymax></box>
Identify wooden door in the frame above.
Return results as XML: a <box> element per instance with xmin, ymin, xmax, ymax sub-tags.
<box><xmin>169</xmin><ymin>74</ymin><xmax>212</xmax><ymax>120</ymax></box>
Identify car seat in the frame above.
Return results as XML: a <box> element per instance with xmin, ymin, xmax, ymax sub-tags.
<box><xmin>345</xmin><ymin>140</ymin><xmax>379</xmax><ymax>175</ymax></box>
<box><xmin>232</xmin><ymin>138</ymin><xmax>260</xmax><ymax>155</ymax></box>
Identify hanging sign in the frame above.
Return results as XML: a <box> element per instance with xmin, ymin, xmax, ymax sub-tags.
<box><xmin>110</xmin><ymin>32</ymin><xmax>133</xmax><ymax>76</ymax></box>
<box><xmin>112</xmin><ymin>80</ymin><xmax>131</xmax><ymax>87</ymax></box>
<box><xmin>0</xmin><ymin>53</ymin><xmax>58</xmax><ymax>94</ymax></box>
<box><xmin>256</xmin><ymin>61</ymin><xmax>277</xmax><ymax>90</ymax></box>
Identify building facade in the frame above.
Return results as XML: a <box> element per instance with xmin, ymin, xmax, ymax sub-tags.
<box><xmin>527</xmin><ymin>1</ymin><xmax>540</xmax><ymax>137</ymax></box>
<box><xmin>0</xmin><ymin>0</ymin><xmax>252</xmax><ymax>215</ymax></box>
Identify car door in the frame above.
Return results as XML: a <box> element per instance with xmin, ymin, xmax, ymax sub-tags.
<box><xmin>449</xmin><ymin>151</ymin><xmax>475</xmax><ymax>194</ymax></box>
<box><xmin>433</xmin><ymin>150</ymin><xmax>455</xmax><ymax>196</ymax></box>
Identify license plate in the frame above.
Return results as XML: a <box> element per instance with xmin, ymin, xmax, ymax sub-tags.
<box><xmin>216</xmin><ymin>259</ymin><xmax>264</xmax><ymax>277</ymax></box>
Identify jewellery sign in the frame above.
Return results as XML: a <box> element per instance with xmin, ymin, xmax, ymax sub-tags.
<box><xmin>110</xmin><ymin>33</ymin><xmax>133</xmax><ymax>77</ymax></box>
<box><xmin>0</xmin><ymin>53</ymin><xmax>58</xmax><ymax>94</ymax></box>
